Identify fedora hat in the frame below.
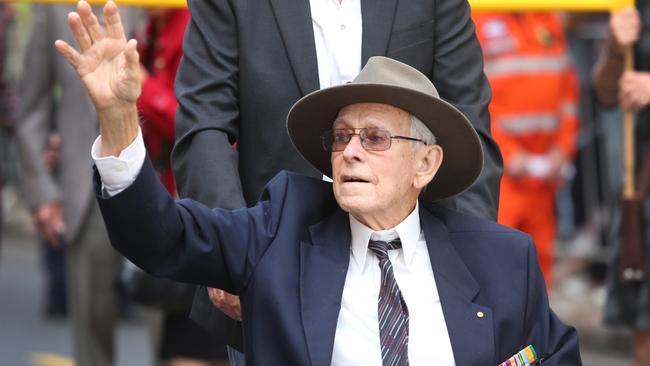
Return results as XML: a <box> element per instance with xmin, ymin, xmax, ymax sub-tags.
<box><xmin>287</xmin><ymin>56</ymin><xmax>483</xmax><ymax>202</ymax></box>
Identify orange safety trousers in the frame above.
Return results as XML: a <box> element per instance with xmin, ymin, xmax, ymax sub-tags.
<box><xmin>498</xmin><ymin>179</ymin><xmax>556</xmax><ymax>289</ymax></box>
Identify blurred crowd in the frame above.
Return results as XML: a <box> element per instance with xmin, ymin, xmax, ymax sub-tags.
<box><xmin>0</xmin><ymin>2</ymin><xmax>649</xmax><ymax>366</ymax></box>
<box><xmin>1</xmin><ymin>3</ymin><xmax>229</xmax><ymax>366</ymax></box>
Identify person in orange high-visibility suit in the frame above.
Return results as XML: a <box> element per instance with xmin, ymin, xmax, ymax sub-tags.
<box><xmin>473</xmin><ymin>12</ymin><xmax>580</xmax><ymax>288</ymax></box>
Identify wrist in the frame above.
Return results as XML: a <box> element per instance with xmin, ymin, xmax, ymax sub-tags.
<box><xmin>97</xmin><ymin>103</ymin><xmax>140</xmax><ymax>157</ymax></box>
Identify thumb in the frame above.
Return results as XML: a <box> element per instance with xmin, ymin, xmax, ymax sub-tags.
<box><xmin>123</xmin><ymin>39</ymin><xmax>140</xmax><ymax>80</ymax></box>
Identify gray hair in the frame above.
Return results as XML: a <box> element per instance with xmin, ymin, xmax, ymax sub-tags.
<box><xmin>410</xmin><ymin>114</ymin><xmax>436</xmax><ymax>149</ymax></box>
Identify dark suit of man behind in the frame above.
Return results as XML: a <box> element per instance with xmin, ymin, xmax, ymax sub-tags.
<box><xmin>172</xmin><ymin>0</ymin><xmax>503</xmax><ymax>347</ymax></box>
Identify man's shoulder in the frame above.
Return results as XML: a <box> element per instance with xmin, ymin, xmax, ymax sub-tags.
<box><xmin>422</xmin><ymin>203</ymin><xmax>535</xmax><ymax>282</ymax></box>
<box><xmin>422</xmin><ymin>202</ymin><xmax>530</xmax><ymax>242</ymax></box>
<box><xmin>264</xmin><ymin>170</ymin><xmax>332</xmax><ymax>195</ymax></box>
<box><xmin>259</xmin><ymin>170</ymin><xmax>337</xmax><ymax>213</ymax></box>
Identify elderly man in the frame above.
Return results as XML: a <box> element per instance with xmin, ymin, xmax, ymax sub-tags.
<box><xmin>56</xmin><ymin>2</ymin><xmax>581</xmax><ymax>365</ymax></box>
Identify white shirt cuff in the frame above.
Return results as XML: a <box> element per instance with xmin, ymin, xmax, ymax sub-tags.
<box><xmin>91</xmin><ymin>128</ymin><xmax>146</xmax><ymax>197</ymax></box>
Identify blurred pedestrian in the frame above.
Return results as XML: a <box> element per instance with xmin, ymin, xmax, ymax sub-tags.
<box><xmin>593</xmin><ymin>5</ymin><xmax>650</xmax><ymax>366</ymax></box>
<box><xmin>0</xmin><ymin>2</ymin><xmax>15</xmax><ymax>251</ymax></box>
<box><xmin>473</xmin><ymin>12</ymin><xmax>580</xmax><ymax>289</ymax></box>
<box><xmin>14</xmin><ymin>4</ymin><xmax>142</xmax><ymax>365</ymax></box>
<box><xmin>40</xmin><ymin>131</ymin><xmax>68</xmax><ymax>317</ymax></box>
<box><xmin>136</xmin><ymin>8</ymin><xmax>228</xmax><ymax>366</ymax></box>
<box><xmin>172</xmin><ymin>1</ymin><xmax>502</xmax><ymax>363</ymax></box>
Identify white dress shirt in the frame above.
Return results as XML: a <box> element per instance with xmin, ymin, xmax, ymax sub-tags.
<box><xmin>91</xmin><ymin>130</ymin><xmax>146</xmax><ymax>197</ymax></box>
<box><xmin>310</xmin><ymin>0</ymin><xmax>362</xmax><ymax>88</ymax></box>
<box><xmin>332</xmin><ymin>204</ymin><xmax>456</xmax><ymax>365</ymax></box>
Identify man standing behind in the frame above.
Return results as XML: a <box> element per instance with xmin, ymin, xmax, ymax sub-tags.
<box><xmin>15</xmin><ymin>4</ymin><xmax>142</xmax><ymax>365</ymax></box>
<box><xmin>172</xmin><ymin>0</ymin><xmax>503</xmax><ymax>359</ymax></box>
<box><xmin>136</xmin><ymin>8</ymin><xmax>230</xmax><ymax>365</ymax></box>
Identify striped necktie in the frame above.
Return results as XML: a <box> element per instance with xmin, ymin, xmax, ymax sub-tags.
<box><xmin>368</xmin><ymin>238</ymin><xmax>410</xmax><ymax>366</ymax></box>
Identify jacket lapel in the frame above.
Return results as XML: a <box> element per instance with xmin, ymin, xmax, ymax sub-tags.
<box><xmin>268</xmin><ymin>0</ymin><xmax>320</xmax><ymax>95</ymax></box>
<box><xmin>300</xmin><ymin>209</ymin><xmax>350</xmax><ymax>366</ymax></box>
<box><xmin>420</xmin><ymin>207</ymin><xmax>495</xmax><ymax>365</ymax></box>
<box><xmin>361</xmin><ymin>0</ymin><xmax>398</xmax><ymax>65</ymax></box>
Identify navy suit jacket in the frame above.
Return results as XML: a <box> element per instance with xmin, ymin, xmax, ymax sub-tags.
<box><xmin>97</xmin><ymin>159</ymin><xmax>580</xmax><ymax>365</ymax></box>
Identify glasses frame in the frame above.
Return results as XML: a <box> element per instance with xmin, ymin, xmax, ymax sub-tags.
<box><xmin>321</xmin><ymin>127</ymin><xmax>427</xmax><ymax>152</ymax></box>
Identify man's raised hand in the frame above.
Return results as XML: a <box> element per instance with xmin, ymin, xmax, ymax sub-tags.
<box><xmin>55</xmin><ymin>0</ymin><xmax>140</xmax><ymax>157</ymax></box>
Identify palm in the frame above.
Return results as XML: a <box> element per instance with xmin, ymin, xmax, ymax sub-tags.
<box><xmin>56</xmin><ymin>1</ymin><xmax>140</xmax><ymax>112</ymax></box>
<box><xmin>79</xmin><ymin>38</ymin><xmax>140</xmax><ymax>110</ymax></box>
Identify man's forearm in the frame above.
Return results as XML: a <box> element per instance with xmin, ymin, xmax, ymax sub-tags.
<box><xmin>97</xmin><ymin>103</ymin><xmax>140</xmax><ymax>157</ymax></box>
<box><xmin>593</xmin><ymin>39</ymin><xmax>626</xmax><ymax>108</ymax></box>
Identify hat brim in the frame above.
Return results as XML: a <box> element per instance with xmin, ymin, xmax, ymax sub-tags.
<box><xmin>287</xmin><ymin>83</ymin><xmax>483</xmax><ymax>202</ymax></box>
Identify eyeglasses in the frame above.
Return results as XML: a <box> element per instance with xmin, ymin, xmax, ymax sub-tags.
<box><xmin>321</xmin><ymin>128</ymin><xmax>427</xmax><ymax>152</ymax></box>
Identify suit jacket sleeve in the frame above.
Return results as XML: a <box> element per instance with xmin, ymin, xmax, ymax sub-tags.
<box><xmin>523</xmin><ymin>237</ymin><xmax>582</xmax><ymax>364</ymax></box>
<box><xmin>15</xmin><ymin>5</ymin><xmax>59</xmax><ymax>208</ymax></box>
<box><xmin>433</xmin><ymin>0</ymin><xmax>502</xmax><ymax>221</ymax></box>
<box><xmin>97</xmin><ymin>158</ymin><xmax>282</xmax><ymax>295</ymax></box>
<box><xmin>172</xmin><ymin>0</ymin><xmax>245</xmax><ymax>210</ymax></box>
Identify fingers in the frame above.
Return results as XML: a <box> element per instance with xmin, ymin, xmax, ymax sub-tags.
<box><xmin>34</xmin><ymin>204</ymin><xmax>65</xmax><ymax>247</ymax></box>
<box><xmin>67</xmin><ymin>12</ymin><xmax>92</xmax><ymax>52</ymax></box>
<box><xmin>54</xmin><ymin>40</ymin><xmax>82</xmax><ymax>69</ymax></box>
<box><xmin>123</xmin><ymin>38</ymin><xmax>141</xmax><ymax>81</ymax></box>
<box><xmin>124</xmin><ymin>38</ymin><xmax>139</xmax><ymax>68</ymax></box>
<box><xmin>207</xmin><ymin>287</ymin><xmax>225</xmax><ymax>307</ymax></box>
<box><xmin>207</xmin><ymin>288</ymin><xmax>242</xmax><ymax>320</ymax></box>
<box><xmin>619</xmin><ymin>71</ymin><xmax>649</xmax><ymax>110</ymax></box>
<box><xmin>611</xmin><ymin>6</ymin><xmax>641</xmax><ymax>46</ymax></box>
<box><xmin>104</xmin><ymin>1</ymin><xmax>126</xmax><ymax>40</ymax></box>
<box><xmin>231</xmin><ymin>296</ymin><xmax>242</xmax><ymax>320</ymax></box>
<box><xmin>77</xmin><ymin>0</ymin><xmax>105</xmax><ymax>43</ymax></box>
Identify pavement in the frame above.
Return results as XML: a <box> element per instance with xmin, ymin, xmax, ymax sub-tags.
<box><xmin>0</xmin><ymin>185</ymin><xmax>634</xmax><ymax>365</ymax></box>
<box><xmin>0</xmin><ymin>186</ymin><xmax>153</xmax><ymax>366</ymax></box>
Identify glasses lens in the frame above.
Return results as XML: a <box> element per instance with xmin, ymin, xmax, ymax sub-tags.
<box><xmin>322</xmin><ymin>129</ymin><xmax>352</xmax><ymax>152</ymax></box>
<box><xmin>361</xmin><ymin>128</ymin><xmax>391</xmax><ymax>151</ymax></box>
<box><xmin>332</xmin><ymin>129</ymin><xmax>353</xmax><ymax>151</ymax></box>
<box><xmin>321</xmin><ymin>133</ymin><xmax>332</xmax><ymax>151</ymax></box>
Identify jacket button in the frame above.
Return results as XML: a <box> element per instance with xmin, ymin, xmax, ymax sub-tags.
<box><xmin>476</xmin><ymin>311</ymin><xmax>485</xmax><ymax>318</ymax></box>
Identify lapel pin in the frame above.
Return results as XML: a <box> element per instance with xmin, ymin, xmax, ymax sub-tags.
<box><xmin>476</xmin><ymin>311</ymin><xmax>485</xmax><ymax>318</ymax></box>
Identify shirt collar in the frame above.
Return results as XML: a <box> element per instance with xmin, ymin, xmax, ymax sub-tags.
<box><xmin>349</xmin><ymin>202</ymin><xmax>421</xmax><ymax>270</ymax></box>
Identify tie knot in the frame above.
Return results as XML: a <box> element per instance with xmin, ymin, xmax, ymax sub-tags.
<box><xmin>368</xmin><ymin>238</ymin><xmax>402</xmax><ymax>260</ymax></box>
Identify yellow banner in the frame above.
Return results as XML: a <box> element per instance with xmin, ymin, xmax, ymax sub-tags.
<box><xmin>0</xmin><ymin>0</ymin><xmax>187</xmax><ymax>7</ymax></box>
<box><xmin>470</xmin><ymin>0</ymin><xmax>633</xmax><ymax>11</ymax></box>
<box><xmin>0</xmin><ymin>0</ymin><xmax>636</xmax><ymax>11</ymax></box>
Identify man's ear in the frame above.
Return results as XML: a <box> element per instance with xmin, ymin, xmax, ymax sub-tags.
<box><xmin>413</xmin><ymin>144</ymin><xmax>443</xmax><ymax>190</ymax></box>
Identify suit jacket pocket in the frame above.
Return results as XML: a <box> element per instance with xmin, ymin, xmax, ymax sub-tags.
<box><xmin>387</xmin><ymin>19</ymin><xmax>434</xmax><ymax>54</ymax></box>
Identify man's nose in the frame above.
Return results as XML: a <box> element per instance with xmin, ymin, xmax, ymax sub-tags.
<box><xmin>342</xmin><ymin>134</ymin><xmax>365</xmax><ymax>161</ymax></box>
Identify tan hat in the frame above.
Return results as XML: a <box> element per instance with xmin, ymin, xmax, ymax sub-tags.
<box><xmin>287</xmin><ymin>56</ymin><xmax>483</xmax><ymax>202</ymax></box>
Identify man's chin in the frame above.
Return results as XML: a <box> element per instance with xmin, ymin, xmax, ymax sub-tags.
<box><xmin>334</xmin><ymin>196</ymin><xmax>372</xmax><ymax>215</ymax></box>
